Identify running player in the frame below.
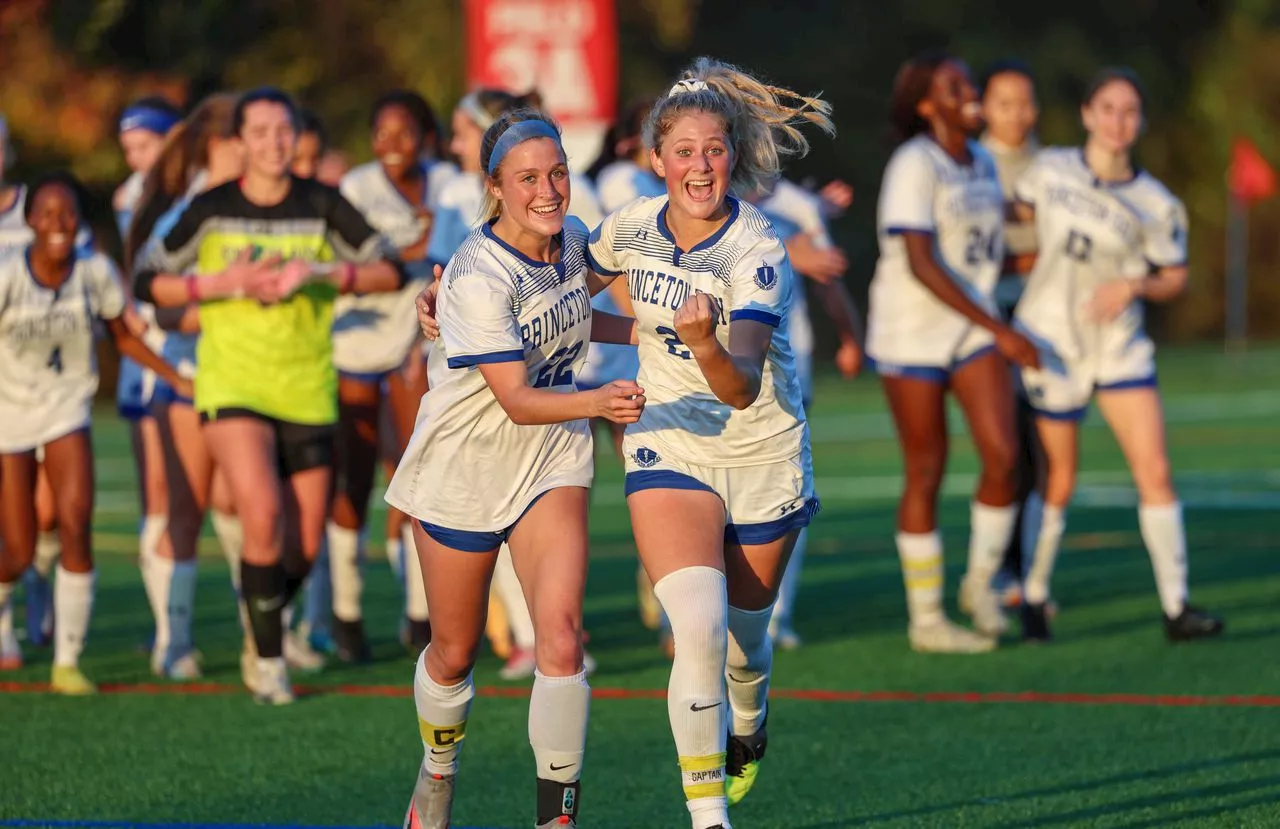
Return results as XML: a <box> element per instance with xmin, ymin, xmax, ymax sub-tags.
<box><xmin>1011</xmin><ymin>68</ymin><xmax>1224</xmax><ymax>642</ymax></box>
<box><xmin>326</xmin><ymin>90</ymin><xmax>454</xmax><ymax>663</ymax></box>
<box><xmin>586</xmin><ymin>59</ymin><xmax>833</xmax><ymax>828</ymax></box>
<box><xmin>978</xmin><ymin>59</ymin><xmax>1042</xmax><ymax>608</ymax></box>
<box><xmin>127</xmin><ymin>94</ymin><xmax>247</xmax><ymax>680</ymax></box>
<box><xmin>0</xmin><ymin>173</ymin><xmax>190</xmax><ymax>692</ymax></box>
<box><xmin>749</xmin><ymin>177</ymin><xmax>863</xmax><ymax>651</ymax></box>
<box><xmin>389</xmin><ymin>110</ymin><xmax>641</xmax><ymax>829</ymax></box>
<box><xmin>135</xmin><ymin>87</ymin><xmax>406</xmax><ymax>704</ymax></box>
<box><xmin>867</xmin><ymin>52</ymin><xmax>1040</xmax><ymax>653</ymax></box>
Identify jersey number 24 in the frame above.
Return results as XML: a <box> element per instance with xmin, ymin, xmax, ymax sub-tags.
<box><xmin>964</xmin><ymin>227</ymin><xmax>999</xmax><ymax>266</ymax></box>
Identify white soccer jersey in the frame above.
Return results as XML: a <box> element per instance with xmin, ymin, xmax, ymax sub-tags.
<box><xmin>867</xmin><ymin>135</ymin><xmax>1005</xmax><ymax>367</ymax></box>
<box><xmin>587</xmin><ymin>195</ymin><xmax>805</xmax><ymax>467</ymax></box>
<box><xmin>334</xmin><ymin>159</ymin><xmax>457</xmax><ymax>375</ymax></box>
<box><xmin>756</xmin><ymin>179</ymin><xmax>829</xmax><ymax>366</ymax></box>
<box><xmin>385</xmin><ymin>217</ymin><xmax>594</xmax><ymax>531</ymax></box>
<box><xmin>1014</xmin><ymin>147</ymin><xmax>1187</xmax><ymax>365</ymax></box>
<box><xmin>0</xmin><ymin>251</ymin><xmax>126</xmax><ymax>451</ymax></box>
<box><xmin>568</xmin><ymin>172</ymin><xmax>603</xmax><ymax>229</ymax></box>
<box><xmin>0</xmin><ymin>186</ymin><xmax>94</xmax><ymax>261</ymax></box>
<box><xmin>426</xmin><ymin>172</ymin><xmax>485</xmax><ymax>268</ymax></box>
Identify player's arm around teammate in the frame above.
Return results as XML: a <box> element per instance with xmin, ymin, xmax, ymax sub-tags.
<box><xmin>1010</xmin><ymin>69</ymin><xmax>1222</xmax><ymax>641</ymax></box>
<box><xmin>387</xmin><ymin>111</ymin><xmax>642</xmax><ymax>829</ymax></box>
<box><xmin>0</xmin><ymin>174</ymin><xmax>188</xmax><ymax>694</ymax></box>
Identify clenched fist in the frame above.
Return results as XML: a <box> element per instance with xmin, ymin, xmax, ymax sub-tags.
<box><xmin>673</xmin><ymin>291</ymin><xmax>720</xmax><ymax>353</ymax></box>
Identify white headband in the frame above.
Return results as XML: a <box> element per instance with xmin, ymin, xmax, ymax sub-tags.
<box><xmin>459</xmin><ymin>93</ymin><xmax>497</xmax><ymax>131</ymax></box>
<box><xmin>668</xmin><ymin>79</ymin><xmax>709</xmax><ymax>97</ymax></box>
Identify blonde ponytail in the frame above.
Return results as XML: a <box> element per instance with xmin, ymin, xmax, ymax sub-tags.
<box><xmin>644</xmin><ymin>57</ymin><xmax>835</xmax><ymax>197</ymax></box>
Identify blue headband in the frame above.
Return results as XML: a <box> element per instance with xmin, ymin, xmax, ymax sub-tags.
<box><xmin>487</xmin><ymin>120</ymin><xmax>560</xmax><ymax>176</ymax></box>
<box><xmin>119</xmin><ymin>105</ymin><xmax>181</xmax><ymax>137</ymax></box>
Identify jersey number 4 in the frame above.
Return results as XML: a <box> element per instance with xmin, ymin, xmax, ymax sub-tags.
<box><xmin>533</xmin><ymin>341</ymin><xmax>583</xmax><ymax>388</ymax></box>
<box><xmin>655</xmin><ymin>325</ymin><xmax>692</xmax><ymax>360</ymax></box>
<box><xmin>47</xmin><ymin>346</ymin><xmax>64</xmax><ymax>375</ymax></box>
<box><xmin>964</xmin><ymin>227</ymin><xmax>999</xmax><ymax>267</ymax></box>
<box><xmin>1066</xmin><ymin>229</ymin><xmax>1093</xmax><ymax>263</ymax></box>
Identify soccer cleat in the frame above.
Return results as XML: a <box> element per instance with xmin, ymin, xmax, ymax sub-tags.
<box><xmin>991</xmin><ymin>569</ymin><xmax>1023</xmax><ymax>609</ymax></box>
<box><xmin>958</xmin><ymin>575</ymin><xmax>1009</xmax><ymax>637</ymax></box>
<box><xmin>333</xmin><ymin>618</ymin><xmax>372</xmax><ymax>664</ymax></box>
<box><xmin>403</xmin><ymin>765</ymin><xmax>455</xmax><ymax>829</ymax></box>
<box><xmin>768</xmin><ymin>620</ymin><xmax>803</xmax><ymax>652</ymax></box>
<box><xmin>50</xmin><ymin>665</ymin><xmax>96</xmax><ymax>695</ymax></box>
<box><xmin>637</xmin><ymin>565</ymin><xmax>662</xmax><ymax>631</ymax></box>
<box><xmin>908</xmin><ymin>619</ymin><xmax>997</xmax><ymax>654</ymax></box>
<box><xmin>535</xmin><ymin>818</ymin><xmax>575</xmax><ymax>828</ymax></box>
<box><xmin>153</xmin><ymin>649</ymin><xmax>204</xmax><ymax>680</ymax></box>
<box><xmin>1164</xmin><ymin>605</ymin><xmax>1224</xmax><ymax>642</ymax></box>
<box><xmin>284</xmin><ymin>629</ymin><xmax>326</xmax><ymax>673</ymax></box>
<box><xmin>499</xmin><ymin>647</ymin><xmax>536</xmax><ymax>681</ymax></box>
<box><xmin>726</xmin><ymin>718</ymin><xmax>768</xmax><ymax>807</ymax></box>
<box><xmin>1020</xmin><ymin>603</ymin><xmax>1052</xmax><ymax>643</ymax></box>
<box><xmin>253</xmin><ymin>658</ymin><xmax>295</xmax><ymax>705</ymax></box>
<box><xmin>1</xmin><ymin>625</ymin><xmax>22</xmax><ymax>670</ymax></box>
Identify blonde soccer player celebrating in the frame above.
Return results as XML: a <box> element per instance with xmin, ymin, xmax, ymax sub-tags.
<box><xmin>0</xmin><ymin>173</ymin><xmax>190</xmax><ymax>692</ymax></box>
<box><xmin>586</xmin><ymin>60</ymin><xmax>833</xmax><ymax>829</ymax></box>
<box><xmin>388</xmin><ymin>110</ymin><xmax>643</xmax><ymax>829</ymax></box>
<box><xmin>1011</xmin><ymin>67</ymin><xmax>1223</xmax><ymax>642</ymax></box>
<box><xmin>867</xmin><ymin>52</ymin><xmax>1042</xmax><ymax>654</ymax></box>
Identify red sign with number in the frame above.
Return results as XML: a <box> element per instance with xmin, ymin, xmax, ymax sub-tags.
<box><xmin>464</xmin><ymin>0</ymin><xmax>619</xmax><ymax>127</ymax></box>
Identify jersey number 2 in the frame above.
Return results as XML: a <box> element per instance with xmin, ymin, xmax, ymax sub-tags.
<box><xmin>533</xmin><ymin>341</ymin><xmax>583</xmax><ymax>388</ymax></box>
<box><xmin>655</xmin><ymin>326</ymin><xmax>692</xmax><ymax>360</ymax></box>
<box><xmin>964</xmin><ymin>227</ymin><xmax>999</xmax><ymax>266</ymax></box>
<box><xmin>47</xmin><ymin>346</ymin><xmax>64</xmax><ymax>375</ymax></box>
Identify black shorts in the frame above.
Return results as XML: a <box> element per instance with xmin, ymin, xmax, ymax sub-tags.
<box><xmin>199</xmin><ymin>407</ymin><xmax>335</xmax><ymax>477</ymax></box>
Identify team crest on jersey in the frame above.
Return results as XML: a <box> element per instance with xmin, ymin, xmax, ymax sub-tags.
<box><xmin>753</xmin><ymin>264</ymin><xmax>778</xmax><ymax>291</ymax></box>
<box><xmin>633</xmin><ymin>447</ymin><xmax>660</xmax><ymax>468</ymax></box>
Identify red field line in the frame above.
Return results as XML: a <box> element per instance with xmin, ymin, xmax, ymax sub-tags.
<box><xmin>2</xmin><ymin>681</ymin><xmax>1279</xmax><ymax>707</ymax></box>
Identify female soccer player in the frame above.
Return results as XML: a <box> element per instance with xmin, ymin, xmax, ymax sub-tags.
<box><xmin>978</xmin><ymin>59</ymin><xmax>1042</xmax><ymax>606</ymax></box>
<box><xmin>114</xmin><ymin>99</ymin><xmax>183</xmax><ymax>610</ymax></box>
<box><xmin>127</xmin><ymin>93</ymin><xmax>247</xmax><ymax>680</ymax></box>
<box><xmin>291</xmin><ymin>109</ymin><xmax>327</xmax><ymax>180</ymax></box>
<box><xmin>867</xmin><ymin>52</ymin><xmax>1040</xmax><ymax>654</ymax></box>
<box><xmin>584</xmin><ymin>59</ymin><xmax>833</xmax><ymax>829</ymax></box>
<box><xmin>325</xmin><ymin>90</ymin><xmax>454</xmax><ymax>663</ymax></box>
<box><xmin>135</xmin><ymin>87</ymin><xmax>405</xmax><ymax>704</ymax></box>
<box><xmin>388</xmin><ymin>110</ymin><xmax>642</xmax><ymax>829</ymax></box>
<box><xmin>0</xmin><ymin>173</ymin><xmax>190</xmax><ymax>692</ymax></box>
<box><xmin>1011</xmin><ymin>68</ymin><xmax>1224</xmax><ymax>642</ymax></box>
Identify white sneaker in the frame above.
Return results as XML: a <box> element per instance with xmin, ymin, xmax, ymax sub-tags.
<box><xmin>909</xmin><ymin>618</ymin><xmax>997</xmax><ymax>654</ymax></box>
<box><xmin>958</xmin><ymin>576</ymin><xmax>1009</xmax><ymax>637</ymax></box>
<box><xmin>254</xmin><ymin>657</ymin><xmax>295</xmax><ymax>705</ymax></box>
<box><xmin>498</xmin><ymin>647</ymin><xmax>536</xmax><ymax>681</ymax></box>
<box><xmin>284</xmin><ymin>629</ymin><xmax>326</xmax><ymax>673</ymax></box>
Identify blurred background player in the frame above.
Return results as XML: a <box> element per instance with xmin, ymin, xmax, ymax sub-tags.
<box><xmin>978</xmin><ymin>59</ymin><xmax>1042</xmax><ymax>609</ymax></box>
<box><xmin>127</xmin><ymin>93</ymin><xmax>247</xmax><ymax>680</ymax></box>
<box><xmin>323</xmin><ymin>90</ymin><xmax>454</xmax><ymax>662</ymax></box>
<box><xmin>1010</xmin><ymin>68</ymin><xmax>1225</xmax><ymax>643</ymax></box>
<box><xmin>0</xmin><ymin>173</ymin><xmax>189</xmax><ymax>692</ymax></box>
<box><xmin>866</xmin><ymin>52</ymin><xmax>1040</xmax><ymax>654</ymax></box>
<box><xmin>748</xmin><ymin>176</ymin><xmax>863</xmax><ymax>650</ymax></box>
<box><xmin>134</xmin><ymin>87</ymin><xmax>405</xmax><ymax>704</ymax></box>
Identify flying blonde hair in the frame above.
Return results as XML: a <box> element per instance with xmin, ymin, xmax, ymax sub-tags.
<box><xmin>644</xmin><ymin>57</ymin><xmax>835</xmax><ymax>196</ymax></box>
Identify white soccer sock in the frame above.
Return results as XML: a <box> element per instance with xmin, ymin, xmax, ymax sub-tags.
<box><xmin>210</xmin><ymin>511</ymin><xmax>243</xmax><ymax>595</ymax></box>
<box><xmin>653</xmin><ymin>566</ymin><xmax>729</xmax><ymax>829</ymax></box>
<box><xmin>53</xmin><ymin>566</ymin><xmax>94</xmax><ymax>668</ymax></box>
<box><xmin>403</xmin><ymin>524</ymin><xmax>429</xmax><ymax>622</ymax></box>
<box><xmin>770</xmin><ymin>528</ymin><xmax>806</xmax><ymax>630</ymax></box>
<box><xmin>386</xmin><ymin>535</ymin><xmax>405</xmax><ymax>583</ymax></box>
<box><xmin>967</xmin><ymin>502</ymin><xmax>1018</xmax><ymax>586</ymax></box>
<box><xmin>167</xmin><ymin>560</ymin><xmax>198</xmax><ymax>659</ymax></box>
<box><xmin>1023</xmin><ymin>500</ymin><xmax>1066</xmax><ymax>606</ymax></box>
<box><xmin>0</xmin><ymin>581</ymin><xmax>15</xmax><ymax>654</ymax></box>
<box><xmin>34</xmin><ymin>530</ymin><xmax>60</xmax><ymax>577</ymax></box>
<box><xmin>1139</xmin><ymin>502</ymin><xmax>1188</xmax><ymax>618</ymax></box>
<box><xmin>144</xmin><ymin>554</ymin><xmax>175</xmax><ymax>657</ymax></box>
<box><xmin>327</xmin><ymin>522</ymin><xmax>363</xmax><ymax>623</ymax></box>
<box><xmin>896</xmin><ymin>531</ymin><xmax>945</xmax><ymax>628</ymax></box>
<box><xmin>493</xmin><ymin>544</ymin><xmax>535</xmax><ymax>650</ymax></box>
<box><xmin>529</xmin><ymin>668</ymin><xmax>590</xmax><ymax>783</ymax></box>
<box><xmin>414</xmin><ymin>647</ymin><xmax>475</xmax><ymax>776</ymax></box>
<box><xmin>726</xmin><ymin>605</ymin><xmax>772</xmax><ymax>736</ymax></box>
